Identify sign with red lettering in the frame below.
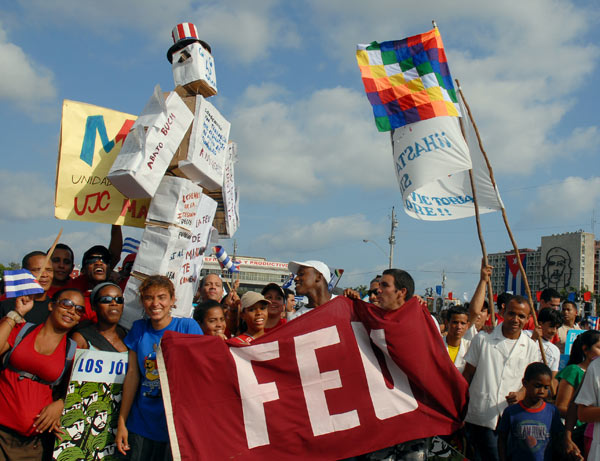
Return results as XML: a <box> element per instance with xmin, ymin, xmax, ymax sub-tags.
<box><xmin>158</xmin><ymin>297</ymin><xmax>468</xmax><ymax>460</ymax></box>
<box><xmin>56</xmin><ymin>100</ymin><xmax>150</xmax><ymax>227</ymax></box>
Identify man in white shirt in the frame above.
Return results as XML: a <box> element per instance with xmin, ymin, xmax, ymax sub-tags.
<box><xmin>462</xmin><ymin>295</ymin><xmax>541</xmax><ymax>461</ymax></box>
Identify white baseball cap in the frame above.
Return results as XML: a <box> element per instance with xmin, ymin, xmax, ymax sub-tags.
<box><xmin>288</xmin><ymin>260</ymin><xmax>331</xmax><ymax>284</ymax></box>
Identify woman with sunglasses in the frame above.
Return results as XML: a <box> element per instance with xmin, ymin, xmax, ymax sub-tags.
<box><xmin>0</xmin><ymin>288</ymin><xmax>84</xmax><ymax>460</ymax></box>
<box><xmin>71</xmin><ymin>282</ymin><xmax>127</xmax><ymax>352</ymax></box>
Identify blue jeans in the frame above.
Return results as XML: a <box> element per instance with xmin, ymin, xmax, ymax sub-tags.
<box><xmin>466</xmin><ymin>423</ymin><xmax>499</xmax><ymax>461</ymax></box>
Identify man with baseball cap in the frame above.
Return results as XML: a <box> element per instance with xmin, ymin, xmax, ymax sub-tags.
<box><xmin>287</xmin><ymin>260</ymin><xmax>333</xmax><ymax>320</ymax></box>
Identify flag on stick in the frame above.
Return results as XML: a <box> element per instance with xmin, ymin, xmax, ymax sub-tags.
<box><xmin>3</xmin><ymin>269</ymin><xmax>44</xmax><ymax>298</ymax></box>
<box><xmin>122</xmin><ymin>237</ymin><xmax>140</xmax><ymax>254</ymax></box>
<box><xmin>214</xmin><ymin>246</ymin><xmax>240</xmax><ymax>273</ymax></box>
<box><xmin>357</xmin><ymin>27</ymin><xmax>460</xmax><ymax>132</ymax></box>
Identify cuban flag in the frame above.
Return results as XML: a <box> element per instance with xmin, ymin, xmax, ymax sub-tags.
<box><xmin>214</xmin><ymin>246</ymin><xmax>240</xmax><ymax>273</ymax></box>
<box><xmin>122</xmin><ymin>237</ymin><xmax>140</xmax><ymax>254</ymax></box>
<box><xmin>505</xmin><ymin>253</ymin><xmax>526</xmax><ymax>296</ymax></box>
<box><xmin>3</xmin><ymin>269</ymin><xmax>44</xmax><ymax>298</ymax></box>
<box><xmin>589</xmin><ymin>316</ymin><xmax>599</xmax><ymax>331</ymax></box>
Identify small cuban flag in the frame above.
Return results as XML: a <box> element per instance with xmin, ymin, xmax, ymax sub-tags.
<box><xmin>214</xmin><ymin>246</ymin><xmax>240</xmax><ymax>273</ymax></box>
<box><xmin>589</xmin><ymin>316</ymin><xmax>600</xmax><ymax>331</ymax></box>
<box><xmin>122</xmin><ymin>237</ymin><xmax>141</xmax><ymax>254</ymax></box>
<box><xmin>3</xmin><ymin>269</ymin><xmax>44</xmax><ymax>298</ymax></box>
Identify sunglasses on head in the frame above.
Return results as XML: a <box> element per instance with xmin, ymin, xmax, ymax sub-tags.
<box><xmin>97</xmin><ymin>296</ymin><xmax>124</xmax><ymax>304</ymax></box>
<box><xmin>84</xmin><ymin>255</ymin><xmax>109</xmax><ymax>265</ymax></box>
<box><xmin>57</xmin><ymin>298</ymin><xmax>86</xmax><ymax>315</ymax></box>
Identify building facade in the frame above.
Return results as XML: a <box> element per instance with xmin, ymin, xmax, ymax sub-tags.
<box><xmin>488</xmin><ymin>231</ymin><xmax>598</xmax><ymax>296</ymax></box>
<box><xmin>200</xmin><ymin>255</ymin><xmax>290</xmax><ymax>291</ymax></box>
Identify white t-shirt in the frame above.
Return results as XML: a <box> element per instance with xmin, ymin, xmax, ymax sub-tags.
<box><xmin>523</xmin><ymin>331</ymin><xmax>560</xmax><ymax>372</ymax></box>
<box><xmin>575</xmin><ymin>358</ymin><xmax>600</xmax><ymax>460</ymax></box>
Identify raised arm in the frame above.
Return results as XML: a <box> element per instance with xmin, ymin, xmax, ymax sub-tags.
<box><xmin>108</xmin><ymin>225</ymin><xmax>123</xmax><ymax>270</ymax></box>
<box><xmin>469</xmin><ymin>259</ymin><xmax>493</xmax><ymax>325</ymax></box>
<box><xmin>0</xmin><ymin>296</ymin><xmax>34</xmax><ymax>355</ymax></box>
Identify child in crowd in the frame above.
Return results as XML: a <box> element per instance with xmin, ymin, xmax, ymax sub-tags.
<box><xmin>116</xmin><ymin>275</ymin><xmax>203</xmax><ymax>460</ymax></box>
<box><xmin>525</xmin><ymin>308</ymin><xmax>562</xmax><ymax>389</ymax></box>
<box><xmin>232</xmin><ymin>292</ymin><xmax>269</xmax><ymax>345</ymax></box>
<box><xmin>194</xmin><ymin>300</ymin><xmax>227</xmax><ymax>339</ymax></box>
<box><xmin>498</xmin><ymin>362</ymin><xmax>564</xmax><ymax>461</ymax></box>
<box><xmin>444</xmin><ymin>305</ymin><xmax>471</xmax><ymax>373</ymax></box>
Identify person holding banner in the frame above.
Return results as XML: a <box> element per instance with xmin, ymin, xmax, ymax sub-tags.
<box><xmin>232</xmin><ymin>292</ymin><xmax>269</xmax><ymax>344</ymax></box>
<box><xmin>116</xmin><ymin>275</ymin><xmax>202</xmax><ymax>461</ymax></box>
<box><xmin>0</xmin><ymin>251</ymin><xmax>54</xmax><ymax>325</ymax></box>
<box><xmin>71</xmin><ymin>282</ymin><xmax>127</xmax><ymax>352</ymax></box>
<box><xmin>287</xmin><ymin>260</ymin><xmax>333</xmax><ymax>319</ymax></box>
<box><xmin>0</xmin><ymin>288</ymin><xmax>84</xmax><ymax>460</ymax></box>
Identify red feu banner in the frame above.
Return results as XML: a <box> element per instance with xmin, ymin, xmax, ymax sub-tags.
<box><xmin>158</xmin><ymin>297</ymin><xmax>469</xmax><ymax>460</ymax></box>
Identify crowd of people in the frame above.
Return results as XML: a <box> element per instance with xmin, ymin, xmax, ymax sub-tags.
<box><xmin>0</xmin><ymin>234</ymin><xmax>599</xmax><ymax>461</ymax></box>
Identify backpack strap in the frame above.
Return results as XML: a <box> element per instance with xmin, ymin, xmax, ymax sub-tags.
<box><xmin>51</xmin><ymin>338</ymin><xmax>77</xmax><ymax>388</ymax></box>
<box><xmin>1</xmin><ymin>322</ymin><xmax>37</xmax><ymax>371</ymax></box>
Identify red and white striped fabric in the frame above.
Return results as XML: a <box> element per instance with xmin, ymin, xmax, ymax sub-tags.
<box><xmin>172</xmin><ymin>23</ymin><xmax>198</xmax><ymax>44</ymax></box>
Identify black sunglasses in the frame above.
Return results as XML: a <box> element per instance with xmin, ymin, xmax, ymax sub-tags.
<box><xmin>97</xmin><ymin>296</ymin><xmax>124</xmax><ymax>304</ymax></box>
<box><xmin>57</xmin><ymin>298</ymin><xmax>86</xmax><ymax>315</ymax></box>
<box><xmin>84</xmin><ymin>255</ymin><xmax>110</xmax><ymax>265</ymax></box>
<box><xmin>368</xmin><ymin>289</ymin><xmax>378</xmax><ymax>296</ymax></box>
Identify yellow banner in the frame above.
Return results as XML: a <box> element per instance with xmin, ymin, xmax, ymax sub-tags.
<box><xmin>55</xmin><ymin>100</ymin><xmax>150</xmax><ymax>227</ymax></box>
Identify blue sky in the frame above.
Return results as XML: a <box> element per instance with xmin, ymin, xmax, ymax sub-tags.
<box><xmin>1</xmin><ymin>0</ymin><xmax>599</xmax><ymax>298</ymax></box>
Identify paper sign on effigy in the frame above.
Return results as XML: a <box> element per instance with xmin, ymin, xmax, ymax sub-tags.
<box><xmin>55</xmin><ymin>100</ymin><xmax>150</xmax><ymax>227</ymax></box>
<box><xmin>108</xmin><ymin>85</ymin><xmax>194</xmax><ymax>198</ymax></box>
<box><xmin>173</xmin><ymin>193</ymin><xmax>218</xmax><ymax>318</ymax></box>
<box><xmin>131</xmin><ymin>226</ymin><xmax>191</xmax><ymax>277</ymax></box>
<box><xmin>205</xmin><ymin>141</ymin><xmax>239</xmax><ymax>238</ymax></box>
<box><xmin>175</xmin><ymin>96</ymin><xmax>230</xmax><ymax>191</ymax></box>
<box><xmin>172</xmin><ymin>42</ymin><xmax>217</xmax><ymax>97</ymax></box>
<box><xmin>147</xmin><ymin>176</ymin><xmax>204</xmax><ymax>232</ymax></box>
<box><xmin>53</xmin><ymin>349</ymin><xmax>127</xmax><ymax>460</ymax></box>
<box><xmin>121</xmin><ymin>276</ymin><xmax>144</xmax><ymax>330</ymax></box>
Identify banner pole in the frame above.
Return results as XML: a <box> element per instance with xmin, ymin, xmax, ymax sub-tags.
<box><xmin>457</xmin><ymin>111</ymin><xmax>496</xmax><ymax>327</ymax></box>
<box><xmin>456</xmin><ymin>80</ymin><xmax>547</xmax><ymax>365</ymax></box>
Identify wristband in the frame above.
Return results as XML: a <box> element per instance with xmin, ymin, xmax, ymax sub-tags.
<box><xmin>6</xmin><ymin>310</ymin><xmax>25</xmax><ymax>324</ymax></box>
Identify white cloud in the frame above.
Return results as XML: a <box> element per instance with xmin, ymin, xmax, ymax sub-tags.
<box><xmin>255</xmin><ymin>214</ymin><xmax>384</xmax><ymax>253</ymax></box>
<box><xmin>307</xmin><ymin>0</ymin><xmax>599</xmax><ymax>174</ymax></box>
<box><xmin>18</xmin><ymin>0</ymin><xmax>299</xmax><ymax>65</ymax></box>
<box><xmin>522</xmin><ymin>176</ymin><xmax>600</xmax><ymax>222</ymax></box>
<box><xmin>231</xmin><ymin>85</ymin><xmax>395</xmax><ymax>201</ymax></box>
<box><xmin>0</xmin><ymin>170</ymin><xmax>53</xmax><ymax>220</ymax></box>
<box><xmin>0</xmin><ymin>22</ymin><xmax>57</xmax><ymax>119</ymax></box>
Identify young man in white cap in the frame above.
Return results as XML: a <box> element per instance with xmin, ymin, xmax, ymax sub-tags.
<box><xmin>287</xmin><ymin>260</ymin><xmax>332</xmax><ymax>320</ymax></box>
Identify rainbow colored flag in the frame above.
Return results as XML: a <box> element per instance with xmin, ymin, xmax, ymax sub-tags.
<box><xmin>356</xmin><ymin>27</ymin><xmax>460</xmax><ymax>132</ymax></box>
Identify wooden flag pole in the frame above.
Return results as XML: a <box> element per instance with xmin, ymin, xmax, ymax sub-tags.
<box><xmin>456</xmin><ymin>80</ymin><xmax>547</xmax><ymax>365</ymax></box>
<box><xmin>468</xmin><ymin>169</ymin><xmax>497</xmax><ymax>327</ymax></box>
<box><xmin>37</xmin><ymin>228</ymin><xmax>63</xmax><ymax>284</ymax></box>
<box><xmin>457</xmin><ymin>111</ymin><xmax>496</xmax><ymax>327</ymax></box>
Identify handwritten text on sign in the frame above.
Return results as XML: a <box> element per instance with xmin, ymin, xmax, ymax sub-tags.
<box><xmin>56</xmin><ymin>100</ymin><xmax>150</xmax><ymax>227</ymax></box>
